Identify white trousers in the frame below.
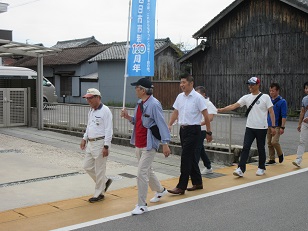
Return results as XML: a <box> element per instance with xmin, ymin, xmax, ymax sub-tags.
<box><xmin>135</xmin><ymin>147</ymin><xmax>164</xmax><ymax>206</ymax></box>
<box><xmin>296</xmin><ymin>122</ymin><xmax>308</xmax><ymax>161</ymax></box>
<box><xmin>83</xmin><ymin>139</ymin><xmax>108</xmax><ymax>197</ymax></box>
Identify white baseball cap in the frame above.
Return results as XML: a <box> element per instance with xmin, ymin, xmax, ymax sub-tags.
<box><xmin>82</xmin><ymin>88</ymin><xmax>101</xmax><ymax>98</ymax></box>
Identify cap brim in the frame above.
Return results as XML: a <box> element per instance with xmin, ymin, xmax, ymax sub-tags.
<box><xmin>82</xmin><ymin>93</ymin><xmax>94</xmax><ymax>98</ymax></box>
<box><xmin>130</xmin><ymin>82</ymin><xmax>138</xmax><ymax>86</ymax></box>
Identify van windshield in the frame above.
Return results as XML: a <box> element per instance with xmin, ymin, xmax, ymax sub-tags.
<box><xmin>32</xmin><ymin>75</ymin><xmax>51</xmax><ymax>86</ymax></box>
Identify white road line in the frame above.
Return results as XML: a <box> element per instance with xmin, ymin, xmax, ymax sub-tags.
<box><xmin>52</xmin><ymin>168</ymin><xmax>308</xmax><ymax>231</ymax></box>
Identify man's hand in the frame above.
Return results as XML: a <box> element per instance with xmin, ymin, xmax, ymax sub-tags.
<box><xmin>80</xmin><ymin>139</ymin><xmax>86</xmax><ymax>150</ymax></box>
<box><xmin>205</xmin><ymin>134</ymin><xmax>213</xmax><ymax>142</ymax></box>
<box><xmin>121</xmin><ymin>108</ymin><xmax>128</xmax><ymax>118</ymax></box>
<box><xmin>270</xmin><ymin>127</ymin><xmax>276</xmax><ymax>135</ymax></box>
<box><xmin>102</xmin><ymin>147</ymin><xmax>109</xmax><ymax>157</ymax></box>
<box><xmin>162</xmin><ymin>144</ymin><xmax>170</xmax><ymax>158</ymax></box>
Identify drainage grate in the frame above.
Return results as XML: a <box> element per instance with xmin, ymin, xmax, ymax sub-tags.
<box><xmin>0</xmin><ymin>172</ymin><xmax>84</xmax><ymax>188</ymax></box>
<box><xmin>118</xmin><ymin>173</ymin><xmax>137</xmax><ymax>179</ymax></box>
<box><xmin>0</xmin><ymin>149</ymin><xmax>22</xmax><ymax>154</ymax></box>
<box><xmin>202</xmin><ymin>172</ymin><xmax>226</xmax><ymax>179</ymax></box>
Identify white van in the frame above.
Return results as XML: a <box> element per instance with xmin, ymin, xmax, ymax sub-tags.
<box><xmin>0</xmin><ymin>66</ymin><xmax>58</xmax><ymax>107</ymax></box>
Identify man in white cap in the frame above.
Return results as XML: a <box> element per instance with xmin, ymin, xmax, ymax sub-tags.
<box><xmin>80</xmin><ymin>88</ymin><xmax>113</xmax><ymax>203</ymax></box>
<box><xmin>218</xmin><ymin>77</ymin><xmax>276</xmax><ymax>177</ymax></box>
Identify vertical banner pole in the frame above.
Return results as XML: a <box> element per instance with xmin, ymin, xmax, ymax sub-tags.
<box><xmin>123</xmin><ymin>0</ymin><xmax>132</xmax><ymax>109</ymax></box>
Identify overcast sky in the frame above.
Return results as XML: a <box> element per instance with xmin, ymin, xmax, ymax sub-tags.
<box><xmin>1</xmin><ymin>0</ymin><xmax>234</xmax><ymax>48</ymax></box>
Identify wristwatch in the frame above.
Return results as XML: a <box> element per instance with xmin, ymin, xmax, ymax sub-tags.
<box><xmin>104</xmin><ymin>145</ymin><xmax>109</xmax><ymax>149</ymax></box>
<box><xmin>206</xmin><ymin>131</ymin><xmax>212</xmax><ymax>136</ymax></box>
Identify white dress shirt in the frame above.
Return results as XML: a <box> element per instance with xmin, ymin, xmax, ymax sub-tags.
<box><xmin>173</xmin><ymin>89</ymin><xmax>208</xmax><ymax>125</ymax></box>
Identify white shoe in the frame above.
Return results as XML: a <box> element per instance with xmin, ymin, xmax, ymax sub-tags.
<box><xmin>292</xmin><ymin>159</ymin><xmax>301</xmax><ymax>167</ymax></box>
<box><xmin>256</xmin><ymin>168</ymin><xmax>265</xmax><ymax>176</ymax></box>
<box><xmin>201</xmin><ymin>168</ymin><xmax>213</xmax><ymax>174</ymax></box>
<box><xmin>131</xmin><ymin>205</ymin><xmax>148</xmax><ymax>215</ymax></box>
<box><xmin>150</xmin><ymin>188</ymin><xmax>168</xmax><ymax>203</ymax></box>
<box><xmin>233</xmin><ymin>167</ymin><xmax>243</xmax><ymax>177</ymax></box>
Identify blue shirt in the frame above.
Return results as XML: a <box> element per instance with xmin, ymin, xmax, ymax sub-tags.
<box><xmin>267</xmin><ymin>95</ymin><xmax>288</xmax><ymax>127</ymax></box>
<box><xmin>130</xmin><ymin>95</ymin><xmax>171</xmax><ymax>151</ymax></box>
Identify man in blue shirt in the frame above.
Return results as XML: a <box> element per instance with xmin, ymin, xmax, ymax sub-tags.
<box><xmin>121</xmin><ymin>78</ymin><xmax>171</xmax><ymax>215</ymax></box>
<box><xmin>266</xmin><ymin>83</ymin><xmax>288</xmax><ymax>165</ymax></box>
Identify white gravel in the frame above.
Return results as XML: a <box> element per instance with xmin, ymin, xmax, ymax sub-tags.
<box><xmin>0</xmin><ymin>134</ymin><xmax>126</xmax><ymax>173</ymax></box>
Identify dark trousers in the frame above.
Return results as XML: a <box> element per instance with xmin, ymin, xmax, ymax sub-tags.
<box><xmin>239</xmin><ymin>127</ymin><xmax>267</xmax><ymax>173</ymax></box>
<box><xmin>177</xmin><ymin>125</ymin><xmax>202</xmax><ymax>190</ymax></box>
<box><xmin>195</xmin><ymin>130</ymin><xmax>211</xmax><ymax>169</ymax></box>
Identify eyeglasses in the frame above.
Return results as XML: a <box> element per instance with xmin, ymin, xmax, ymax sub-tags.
<box><xmin>135</xmin><ymin>85</ymin><xmax>146</xmax><ymax>90</ymax></box>
<box><xmin>85</xmin><ymin>96</ymin><xmax>96</xmax><ymax>100</ymax></box>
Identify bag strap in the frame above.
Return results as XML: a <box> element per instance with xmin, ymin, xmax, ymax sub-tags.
<box><xmin>245</xmin><ymin>93</ymin><xmax>263</xmax><ymax>117</ymax></box>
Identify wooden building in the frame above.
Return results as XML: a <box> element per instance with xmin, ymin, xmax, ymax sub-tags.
<box><xmin>180</xmin><ymin>0</ymin><xmax>308</xmax><ymax>113</ymax></box>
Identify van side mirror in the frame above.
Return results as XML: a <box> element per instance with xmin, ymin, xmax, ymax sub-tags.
<box><xmin>44</xmin><ymin>82</ymin><xmax>52</xmax><ymax>87</ymax></box>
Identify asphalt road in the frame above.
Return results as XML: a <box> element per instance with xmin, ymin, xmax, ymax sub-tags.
<box><xmin>73</xmin><ymin>170</ymin><xmax>308</xmax><ymax>231</ymax></box>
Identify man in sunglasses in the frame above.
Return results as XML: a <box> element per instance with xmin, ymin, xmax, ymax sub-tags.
<box><xmin>218</xmin><ymin>77</ymin><xmax>276</xmax><ymax>177</ymax></box>
<box><xmin>121</xmin><ymin>78</ymin><xmax>171</xmax><ymax>215</ymax></box>
<box><xmin>80</xmin><ymin>88</ymin><xmax>113</xmax><ymax>203</ymax></box>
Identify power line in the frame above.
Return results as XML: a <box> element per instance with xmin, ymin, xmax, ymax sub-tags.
<box><xmin>9</xmin><ymin>0</ymin><xmax>44</xmax><ymax>9</ymax></box>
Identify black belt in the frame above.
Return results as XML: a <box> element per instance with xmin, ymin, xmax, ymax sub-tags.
<box><xmin>180</xmin><ymin>125</ymin><xmax>200</xmax><ymax>129</ymax></box>
<box><xmin>88</xmin><ymin>136</ymin><xmax>105</xmax><ymax>142</ymax></box>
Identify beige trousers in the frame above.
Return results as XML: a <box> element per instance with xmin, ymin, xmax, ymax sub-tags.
<box><xmin>267</xmin><ymin>127</ymin><xmax>283</xmax><ymax>160</ymax></box>
<box><xmin>83</xmin><ymin>139</ymin><xmax>108</xmax><ymax>197</ymax></box>
<box><xmin>135</xmin><ymin>147</ymin><xmax>164</xmax><ymax>206</ymax></box>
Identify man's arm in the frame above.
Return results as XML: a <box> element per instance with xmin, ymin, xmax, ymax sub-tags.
<box><xmin>201</xmin><ymin>109</ymin><xmax>212</xmax><ymax>142</ymax></box>
<box><xmin>268</xmin><ymin>107</ymin><xmax>276</xmax><ymax>135</ymax></box>
<box><xmin>217</xmin><ymin>102</ymin><xmax>241</xmax><ymax>113</ymax></box>
<box><xmin>168</xmin><ymin>109</ymin><xmax>179</xmax><ymax>130</ymax></box>
<box><xmin>298</xmin><ymin>107</ymin><xmax>305</xmax><ymax>132</ymax></box>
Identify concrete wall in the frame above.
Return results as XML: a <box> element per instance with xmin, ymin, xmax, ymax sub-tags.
<box><xmin>98</xmin><ymin>61</ymin><xmax>141</xmax><ymax>106</ymax></box>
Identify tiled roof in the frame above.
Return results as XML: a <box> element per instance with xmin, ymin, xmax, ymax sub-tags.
<box><xmin>89</xmin><ymin>38</ymin><xmax>173</xmax><ymax>62</ymax></box>
<box><xmin>52</xmin><ymin>36</ymin><xmax>102</xmax><ymax>49</ymax></box>
<box><xmin>12</xmin><ymin>45</ymin><xmax>111</xmax><ymax>66</ymax></box>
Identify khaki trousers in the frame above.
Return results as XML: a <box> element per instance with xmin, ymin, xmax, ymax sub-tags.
<box><xmin>267</xmin><ymin>127</ymin><xmax>283</xmax><ymax>160</ymax></box>
<box><xmin>135</xmin><ymin>147</ymin><xmax>164</xmax><ymax>206</ymax></box>
<box><xmin>83</xmin><ymin>139</ymin><xmax>108</xmax><ymax>197</ymax></box>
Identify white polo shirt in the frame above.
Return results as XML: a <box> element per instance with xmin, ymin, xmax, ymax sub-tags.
<box><xmin>173</xmin><ymin>89</ymin><xmax>207</xmax><ymax>125</ymax></box>
<box><xmin>201</xmin><ymin>98</ymin><xmax>217</xmax><ymax>131</ymax></box>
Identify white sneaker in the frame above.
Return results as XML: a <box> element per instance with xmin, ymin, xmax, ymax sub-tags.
<box><xmin>233</xmin><ymin>167</ymin><xmax>244</xmax><ymax>177</ymax></box>
<box><xmin>292</xmin><ymin>159</ymin><xmax>301</xmax><ymax>167</ymax></box>
<box><xmin>131</xmin><ymin>205</ymin><xmax>148</xmax><ymax>215</ymax></box>
<box><xmin>150</xmin><ymin>188</ymin><xmax>168</xmax><ymax>203</ymax></box>
<box><xmin>201</xmin><ymin>168</ymin><xmax>213</xmax><ymax>174</ymax></box>
<box><xmin>256</xmin><ymin>168</ymin><xmax>265</xmax><ymax>176</ymax></box>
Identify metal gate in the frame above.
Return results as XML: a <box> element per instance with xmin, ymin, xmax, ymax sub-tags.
<box><xmin>0</xmin><ymin>88</ymin><xmax>27</xmax><ymax>127</ymax></box>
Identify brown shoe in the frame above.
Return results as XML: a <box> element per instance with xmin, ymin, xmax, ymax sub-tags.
<box><xmin>167</xmin><ymin>187</ymin><xmax>185</xmax><ymax>195</ymax></box>
<box><xmin>187</xmin><ymin>185</ymin><xmax>203</xmax><ymax>191</ymax></box>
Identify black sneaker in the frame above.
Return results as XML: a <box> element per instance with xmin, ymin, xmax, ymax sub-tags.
<box><xmin>88</xmin><ymin>194</ymin><xmax>104</xmax><ymax>203</ymax></box>
<box><xmin>105</xmin><ymin>179</ymin><xmax>113</xmax><ymax>192</ymax></box>
<box><xmin>279</xmin><ymin>153</ymin><xmax>284</xmax><ymax>163</ymax></box>
<box><xmin>265</xmin><ymin>160</ymin><xmax>276</xmax><ymax>165</ymax></box>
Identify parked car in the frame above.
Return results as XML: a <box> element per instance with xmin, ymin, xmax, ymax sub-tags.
<box><xmin>0</xmin><ymin>66</ymin><xmax>58</xmax><ymax>109</ymax></box>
